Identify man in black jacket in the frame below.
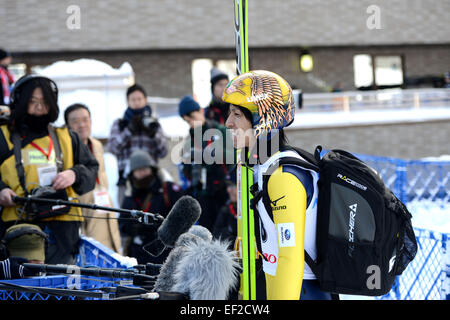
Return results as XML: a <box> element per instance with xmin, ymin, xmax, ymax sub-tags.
<box><xmin>178</xmin><ymin>95</ymin><xmax>234</xmax><ymax>231</ymax></box>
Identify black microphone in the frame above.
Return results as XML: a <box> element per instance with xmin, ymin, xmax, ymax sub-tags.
<box><xmin>143</xmin><ymin>195</ymin><xmax>201</xmax><ymax>257</ymax></box>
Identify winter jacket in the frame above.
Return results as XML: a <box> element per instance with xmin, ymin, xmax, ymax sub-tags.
<box><xmin>204</xmin><ymin>98</ymin><xmax>230</xmax><ymax>125</ymax></box>
<box><xmin>0</xmin><ymin>65</ymin><xmax>14</xmax><ymax>105</ymax></box>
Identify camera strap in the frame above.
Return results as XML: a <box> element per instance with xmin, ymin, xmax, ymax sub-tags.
<box><xmin>47</xmin><ymin>125</ymin><xmax>64</xmax><ymax>173</ymax></box>
<box><xmin>11</xmin><ymin>132</ymin><xmax>28</xmax><ymax>197</ymax></box>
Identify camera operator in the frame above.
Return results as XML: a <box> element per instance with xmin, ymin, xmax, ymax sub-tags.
<box><xmin>107</xmin><ymin>84</ymin><xmax>168</xmax><ymax>207</ymax></box>
<box><xmin>178</xmin><ymin>95</ymin><xmax>233</xmax><ymax>231</ymax></box>
<box><xmin>0</xmin><ymin>75</ymin><xmax>99</xmax><ymax>265</ymax></box>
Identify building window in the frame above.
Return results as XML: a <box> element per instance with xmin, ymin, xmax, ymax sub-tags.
<box><xmin>353</xmin><ymin>54</ymin><xmax>374</xmax><ymax>88</ymax></box>
<box><xmin>374</xmin><ymin>56</ymin><xmax>403</xmax><ymax>87</ymax></box>
<box><xmin>191</xmin><ymin>59</ymin><xmax>213</xmax><ymax>107</ymax></box>
<box><xmin>191</xmin><ymin>59</ymin><xmax>236</xmax><ymax>107</ymax></box>
<box><xmin>353</xmin><ymin>54</ymin><xmax>404</xmax><ymax>89</ymax></box>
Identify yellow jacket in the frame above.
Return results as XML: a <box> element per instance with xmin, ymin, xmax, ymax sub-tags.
<box><xmin>254</xmin><ymin>150</ymin><xmax>319</xmax><ymax>300</ymax></box>
<box><xmin>0</xmin><ymin>125</ymin><xmax>99</xmax><ymax>223</ymax></box>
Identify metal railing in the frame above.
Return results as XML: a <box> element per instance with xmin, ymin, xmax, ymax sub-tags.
<box><xmin>147</xmin><ymin>88</ymin><xmax>450</xmax><ymax>125</ymax></box>
<box><xmin>293</xmin><ymin>88</ymin><xmax>450</xmax><ymax>113</ymax></box>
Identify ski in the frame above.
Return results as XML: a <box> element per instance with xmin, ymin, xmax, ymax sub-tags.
<box><xmin>234</xmin><ymin>0</ymin><xmax>256</xmax><ymax>300</ymax></box>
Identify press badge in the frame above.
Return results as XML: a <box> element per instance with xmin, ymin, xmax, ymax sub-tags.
<box><xmin>94</xmin><ymin>188</ymin><xmax>112</xmax><ymax>208</ymax></box>
<box><xmin>37</xmin><ymin>165</ymin><xmax>57</xmax><ymax>186</ymax></box>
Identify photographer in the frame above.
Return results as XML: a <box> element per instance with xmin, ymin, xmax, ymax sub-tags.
<box><xmin>178</xmin><ymin>95</ymin><xmax>233</xmax><ymax>231</ymax></box>
<box><xmin>119</xmin><ymin>149</ymin><xmax>183</xmax><ymax>264</ymax></box>
<box><xmin>107</xmin><ymin>84</ymin><xmax>168</xmax><ymax>206</ymax></box>
<box><xmin>0</xmin><ymin>75</ymin><xmax>98</xmax><ymax>265</ymax></box>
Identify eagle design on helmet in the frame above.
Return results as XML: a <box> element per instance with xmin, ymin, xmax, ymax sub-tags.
<box><xmin>223</xmin><ymin>70</ymin><xmax>294</xmax><ymax>137</ymax></box>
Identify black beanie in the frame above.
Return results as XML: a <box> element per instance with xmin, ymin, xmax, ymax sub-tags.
<box><xmin>210</xmin><ymin>68</ymin><xmax>229</xmax><ymax>92</ymax></box>
<box><xmin>0</xmin><ymin>49</ymin><xmax>11</xmax><ymax>61</ymax></box>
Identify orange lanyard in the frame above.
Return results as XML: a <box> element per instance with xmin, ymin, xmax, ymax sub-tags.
<box><xmin>30</xmin><ymin>136</ymin><xmax>53</xmax><ymax>160</ymax></box>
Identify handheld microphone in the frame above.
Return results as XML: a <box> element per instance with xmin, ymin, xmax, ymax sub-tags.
<box><xmin>143</xmin><ymin>195</ymin><xmax>201</xmax><ymax>257</ymax></box>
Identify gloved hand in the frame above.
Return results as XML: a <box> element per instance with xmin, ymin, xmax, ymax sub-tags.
<box><xmin>142</xmin><ymin>116</ymin><xmax>160</xmax><ymax>138</ymax></box>
<box><xmin>118</xmin><ymin>119</ymin><xmax>129</xmax><ymax>132</ymax></box>
<box><xmin>128</xmin><ymin>115</ymin><xmax>144</xmax><ymax>134</ymax></box>
<box><xmin>0</xmin><ymin>257</ymin><xmax>37</xmax><ymax>279</ymax></box>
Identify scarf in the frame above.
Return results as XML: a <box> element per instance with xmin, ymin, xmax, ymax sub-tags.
<box><xmin>123</xmin><ymin>105</ymin><xmax>152</xmax><ymax>122</ymax></box>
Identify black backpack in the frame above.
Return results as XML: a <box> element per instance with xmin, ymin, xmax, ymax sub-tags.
<box><xmin>254</xmin><ymin>145</ymin><xmax>418</xmax><ymax>296</ymax></box>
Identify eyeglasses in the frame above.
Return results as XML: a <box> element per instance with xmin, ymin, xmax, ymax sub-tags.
<box><xmin>69</xmin><ymin>117</ymin><xmax>91</xmax><ymax>126</ymax></box>
<box><xmin>29</xmin><ymin>99</ymin><xmax>49</xmax><ymax>109</ymax></box>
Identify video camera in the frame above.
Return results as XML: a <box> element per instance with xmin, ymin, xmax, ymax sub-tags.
<box><xmin>22</xmin><ymin>186</ymin><xmax>71</xmax><ymax>221</ymax></box>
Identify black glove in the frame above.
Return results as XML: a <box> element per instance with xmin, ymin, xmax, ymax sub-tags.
<box><xmin>129</xmin><ymin>115</ymin><xmax>144</xmax><ymax>134</ymax></box>
<box><xmin>0</xmin><ymin>257</ymin><xmax>32</xmax><ymax>279</ymax></box>
<box><xmin>142</xmin><ymin>116</ymin><xmax>160</xmax><ymax>138</ymax></box>
<box><xmin>118</xmin><ymin>119</ymin><xmax>129</xmax><ymax>132</ymax></box>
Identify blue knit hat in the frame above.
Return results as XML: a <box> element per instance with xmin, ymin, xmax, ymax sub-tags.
<box><xmin>178</xmin><ymin>95</ymin><xmax>200</xmax><ymax>117</ymax></box>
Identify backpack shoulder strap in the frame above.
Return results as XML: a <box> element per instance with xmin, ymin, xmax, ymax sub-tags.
<box><xmin>47</xmin><ymin>125</ymin><xmax>64</xmax><ymax>173</ymax></box>
<box><xmin>282</xmin><ymin>145</ymin><xmax>322</xmax><ymax>166</ymax></box>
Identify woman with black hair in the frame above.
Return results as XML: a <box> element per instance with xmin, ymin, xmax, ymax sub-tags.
<box><xmin>0</xmin><ymin>75</ymin><xmax>99</xmax><ymax>265</ymax></box>
<box><xmin>223</xmin><ymin>70</ymin><xmax>332</xmax><ymax>300</ymax></box>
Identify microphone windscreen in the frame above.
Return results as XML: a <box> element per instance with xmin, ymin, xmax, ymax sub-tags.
<box><xmin>157</xmin><ymin>195</ymin><xmax>201</xmax><ymax>247</ymax></box>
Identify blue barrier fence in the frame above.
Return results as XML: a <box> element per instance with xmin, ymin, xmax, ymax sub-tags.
<box><xmin>354</xmin><ymin>153</ymin><xmax>449</xmax><ymax>300</ymax></box>
<box><xmin>357</xmin><ymin>154</ymin><xmax>450</xmax><ymax>205</ymax></box>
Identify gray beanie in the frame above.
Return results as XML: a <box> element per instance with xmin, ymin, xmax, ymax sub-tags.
<box><xmin>129</xmin><ymin>149</ymin><xmax>156</xmax><ymax>172</ymax></box>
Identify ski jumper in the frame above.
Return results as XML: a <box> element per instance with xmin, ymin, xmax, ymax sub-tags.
<box><xmin>254</xmin><ymin>149</ymin><xmax>320</xmax><ymax>299</ymax></box>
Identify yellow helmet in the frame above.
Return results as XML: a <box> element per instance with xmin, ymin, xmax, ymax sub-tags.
<box><xmin>222</xmin><ymin>70</ymin><xmax>295</xmax><ymax>137</ymax></box>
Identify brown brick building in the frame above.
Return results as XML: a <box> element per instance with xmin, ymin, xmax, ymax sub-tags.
<box><xmin>2</xmin><ymin>0</ymin><xmax>449</xmax><ymax>98</ymax></box>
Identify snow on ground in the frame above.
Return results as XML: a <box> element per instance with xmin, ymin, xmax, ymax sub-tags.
<box><xmin>409</xmin><ymin>200</ymin><xmax>450</xmax><ymax>234</ymax></box>
<box><xmin>159</xmin><ymin>115</ymin><xmax>190</xmax><ymax>139</ymax></box>
<box><xmin>39</xmin><ymin>58</ymin><xmax>133</xmax><ymax>78</ymax></box>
